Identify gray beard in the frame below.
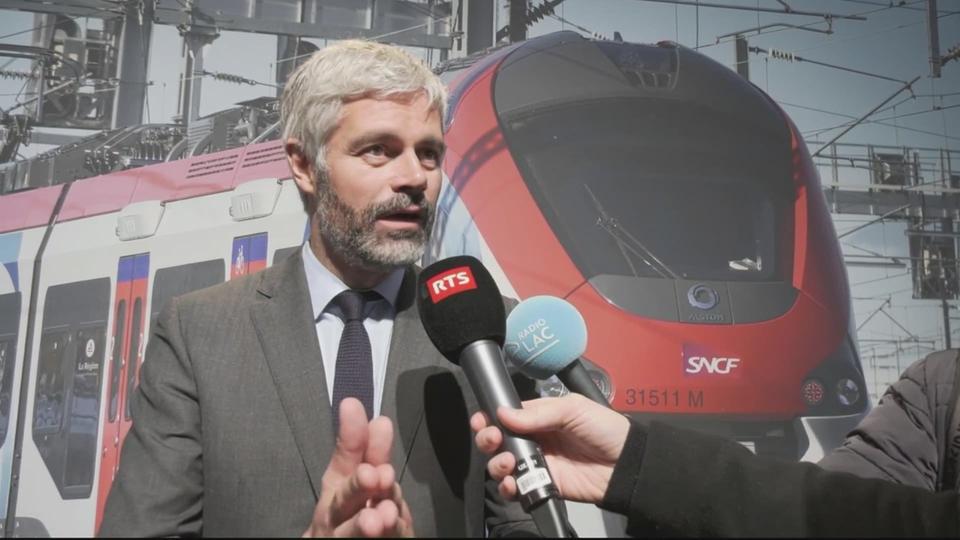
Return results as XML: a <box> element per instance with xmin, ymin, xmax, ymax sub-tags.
<box><xmin>314</xmin><ymin>180</ymin><xmax>436</xmax><ymax>272</ymax></box>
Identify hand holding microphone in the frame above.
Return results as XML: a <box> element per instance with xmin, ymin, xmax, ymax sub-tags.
<box><xmin>470</xmin><ymin>394</ymin><xmax>630</xmax><ymax>505</ymax></box>
<box><xmin>504</xmin><ymin>296</ymin><xmax>609</xmax><ymax>406</ymax></box>
<box><xmin>416</xmin><ymin>256</ymin><xmax>574</xmax><ymax>538</ymax></box>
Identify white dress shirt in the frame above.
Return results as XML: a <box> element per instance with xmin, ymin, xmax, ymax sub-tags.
<box><xmin>301</xmin><ymin>243</ymin><xmax>405</xmax><ymax>418</ymax></box>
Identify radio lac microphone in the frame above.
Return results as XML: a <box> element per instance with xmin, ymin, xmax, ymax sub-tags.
<box><xmin>504</xmin><ymin>295</ymin><xmax>608</xmax><ymax>407</ymax></box>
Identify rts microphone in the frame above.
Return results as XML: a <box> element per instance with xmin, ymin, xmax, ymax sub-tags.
<box><xmin>504</xmin><ymin>296</ymin><xmax>609</xmax><ymax>407</ymax></box>
<box><xmin>416</xmin><ymin>256</ymin><xmax>573</xmax><ymax>538</ymax></box>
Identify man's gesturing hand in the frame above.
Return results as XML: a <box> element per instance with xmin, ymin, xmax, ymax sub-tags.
<box><xmin>303</xmin><ymin>398</ymin><xmax>414</xmax><ymax>537</ymax></box>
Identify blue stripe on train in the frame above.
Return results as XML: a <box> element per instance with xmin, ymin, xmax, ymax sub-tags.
<box><xmin>0</xmin><ymin>232</ymin><xmax>22</xmax><ymax>293</ymax></box>
<box><xmin>249</xmin><ymin>233</ymin><xmax>268</xmax><ymax>262</ymax></box>
<box><xmin>117</xmin><ymin>254</ymin><xmax>150</xmax><ymax>283</ymax></box>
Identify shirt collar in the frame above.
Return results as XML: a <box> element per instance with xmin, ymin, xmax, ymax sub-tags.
<box><xmin>301</xmin><ymin>243</ymin><xmax>405</xmax><ymax>320</ymax></box>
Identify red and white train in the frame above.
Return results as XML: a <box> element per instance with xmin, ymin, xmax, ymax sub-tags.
<box><xmin>0</xmin><ymin>31</ymin><xmax>868</xmax><ymax>536</ymax></box>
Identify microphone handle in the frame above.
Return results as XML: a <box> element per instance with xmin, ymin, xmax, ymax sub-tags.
<box><xmin>459</xmin><ymin>340</ymin><xmax>573</xmax><ymax>537</ymax></box>
<box><xmin>558</xmin><ymin>361</ymin><xmax>610</xmax><ymax>407</ymax></box>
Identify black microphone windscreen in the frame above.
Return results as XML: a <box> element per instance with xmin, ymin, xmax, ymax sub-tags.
<box><xmin>417</xmin><ymin>256</ymin><xmax>506</xmax><ymax>363</ymax></box>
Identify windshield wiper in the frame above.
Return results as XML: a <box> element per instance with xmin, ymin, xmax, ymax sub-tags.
<box><xmin>584</xmin><ymin>184</ymin><xmax>680</xmax><ymax>280</ymax></box>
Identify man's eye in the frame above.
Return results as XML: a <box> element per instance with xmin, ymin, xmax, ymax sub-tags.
<box><xmin>365</xmin><ymin>145</ymin><xmax>386</xmax><ymax>157</ymax></box>
<box><xmin>420</xmin><ymin>149</ymin><xmax>441</xmax><ymax>163</ymax></box>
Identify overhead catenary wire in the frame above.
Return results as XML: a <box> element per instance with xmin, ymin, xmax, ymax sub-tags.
<box><xmin>629</xmin><ymin>0</ymin><xmax>868</xmax><ymax>20</ymax></box>
<box><xmin>840</xmin><ymin>0</ymin><xmax>960</xmax><ymax>16</ymax></box>
<box><xmin>693</xmin><ymin>0</ymin><xmax>920</xmax><ymax>51</ymax></box>
<box><xmin>811</xmin><ymin>76</ymin><xmax>922</xmax><ymax>157</ymax></box>
<box><xmin>5</xmin><ymin>62</ymin><xmax>40</xmax><ymax>116</ymax></box>
<box><xmin>790</xmin><ymin>13</ymin><xmax>954</xmax><ymax>56</ymax></box>
<box><xmin>749</xmin><ymin>45</ymin><xmax>909</xmax><ymax>83</ymax></box>
<box><xmin>804</xmin><ymin>103</ymin><xmax>960</xmax><ymax>137</ymax></box>
<box><xmin>202</xmin><ymin>70</ymin><xmax>280</xmax><ymax>89</ymax></box>
<box><xmin>851</xmin><ymin>271</ymin><xmax>914</xmax><ymax>287</ymax></box>
<box><xmin>545</xmin><ymin>13</ymin><xmax>608</xmax><ymax>40</ymax></box>
<box><xmin>784</xmin><ymin>101</ymin><xmax>960</xmax><ymax>142</ymax></box>
<box><xmin>711</xmin><ymin>8</ymin><xmax>945</xmax><ymax>74</ymax></box>
<box><xmin>273</xmin><ymin>13</ymin><xmax>453</xmax><ymax>67</ymax></box>
<box><xmin>857</xmin><ymin>298</ymin><xmax>891</xmax><ymax>332</ymax></box>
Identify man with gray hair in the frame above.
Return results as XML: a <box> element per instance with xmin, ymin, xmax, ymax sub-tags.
<box><xmin>100</xmin><ymin>40</ymin><xmax>535</xmax><ymax>537</ymax></box>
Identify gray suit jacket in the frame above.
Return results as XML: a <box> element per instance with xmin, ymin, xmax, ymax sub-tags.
<box><xmin>99</xmin><ymin>251</ymin><xmax>535</xmax><ymax>537</ymax></box>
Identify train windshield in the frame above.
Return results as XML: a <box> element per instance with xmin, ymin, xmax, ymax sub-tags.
<box><xmin>500</xmin><ymin>97</ymin><xmax>794</xmax><ymax>283</ymax></box>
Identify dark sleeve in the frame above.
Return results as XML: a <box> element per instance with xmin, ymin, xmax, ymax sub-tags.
<box><xmin>818</xmin><ymin>354</ymin><xmax>942</xmax><ymax>490</ymax></box>
<box><xmin>601</xmin><ymin>420</ymin><xmax>959</xmax><ymax>537</ymax></box>
<box><xmin>98</xmin><ymin>297</ymin><xmax>204</xmax><ymax>537</ymax></box>
<box><xmin>483</xmin><ymin>472</ymin><xmax>541</xmax><ymax>538</ymax></box>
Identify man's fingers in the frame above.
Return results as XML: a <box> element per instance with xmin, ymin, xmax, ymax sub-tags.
<box><xmin>329</xmin><ymin>398</ymin><xmax>370</xmax><ymax>475</ymax></box>
<box><xmin>373</xmin><ymin>499</ymin><xmax>399</xmax><ymax>532</ymax></box>
<box><xmin>387</xmin><ymin>484</ymin><xmax>415</xmax><ymax>538</ymax></box>
<box><xmin>329</xmin><ymin>463</ymin><xmax>391</xmax><ymax>526</ymax></box>
<box><xmin>365</xmin><ymin>415</ymin><xmax>394</xmax><ymax>466</ymax></box>
<box><xmin>374</xmin><ymin>463</ymin><xmax>395</xmax><ymax>494</ymax></box>
<box><xmin>334</xmin><ymin>507</ymin><xmax>386</xmax><ymax>537</ymax></box>
<box><xmin>486</xmin><ymin>451</ymin><xmax>516</xmax><ymax>482</ymax></box>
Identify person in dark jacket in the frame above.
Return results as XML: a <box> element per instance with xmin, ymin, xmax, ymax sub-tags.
<box><xmin>819</xmin><ymin>349</ymin><xmax>960</xmax><ymax>492</ymax></box>
<box><xmin>470</xmin><ymin>393</ymin><xmax>959</xmax><ymax>537</ymax></box>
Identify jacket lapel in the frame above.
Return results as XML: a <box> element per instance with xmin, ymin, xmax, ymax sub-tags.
<box><xmin>250</xmin><ymin>250</ymin><xmax>333</xmax><ymax>498</ymax></box>
<box><xmin>379</xmin><ymin>267</ymin><xmax>438</xmax><ymax>480</ymax></box>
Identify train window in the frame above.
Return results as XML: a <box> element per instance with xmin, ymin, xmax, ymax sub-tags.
<box><xmin>150</xmin><ymin>260</ymin><xmax>224</xmax><ymax>338</ymax></box>
<box><xmin>64</xmin><ymin>325</ymin><xmax>105</xmax><ymax>490</ymax></box>
<box><xmin>0</xmin><ymin>292</ymin><xmax>21</xmax><ymax>445</ymax></box>
<box><xmin>34</xmin><ymin>277</ymin><xmax>109</xmax><ymax>500</ymax></box>
<box><xmin>498</xmin><ymin>97</ymin><xmax>793</xmax><ymax>285</ymax></box>
<box><xmin>108</xmin><ymin>300</ymin><xmax>126</xmax><ymax>422</ymax></box>
<box><xmin>34</xmin><ymin>330</ymin><xmax>68</xmax><ymax>433</ymax></box>
<box><xmin>0</xmin><ymin>338</ymin><xmax>13</xmax><ymax>443</ymax></box>
<box><xmin>124</xmin><ymin>297</ymin><xmax>142</xmax><ymax>421</ymax></box>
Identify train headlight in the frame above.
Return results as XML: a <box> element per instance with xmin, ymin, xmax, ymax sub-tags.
<box><xmin>801</xmin><ymin>378</ymin><xmax>825</xmax><ymax>407</ymax></box>
<box><xmin>836</xmin><ymin>378</ymin><xmax>861</xmax><ymax>406</ymax></box>
<box><xmin>586</xmin><ymin>368</ymin><xmax>614</xmax><ymax>403</ymax></box>
<box><xmin>801</xmin><ymin>338</ymin><xmax>869</xmax><ymax>414</ymax></box>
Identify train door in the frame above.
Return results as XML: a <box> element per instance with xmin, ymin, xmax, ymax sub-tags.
<box><xmin>0</xmin><ymin>292</ymin><xmax>20</xmax><ymax>469</ymax></box>
<box><xmin>0</xmin><ymin>293</ymin><xmax>18</xmax><ymax>535</ymax></box>
<box><xmin>231</xmin><ymin>233</ymin><xmax>268</xmax><ymax>279</ymax></box>
<box><xmin>95</xmin><ymin>253</ymin><xmax>149</xmax><ymax>531</ymax></box>
<box><xmin>31</xmin><ymin>278</ymin><xmax>110</xmax><ymax>504</ymax></box>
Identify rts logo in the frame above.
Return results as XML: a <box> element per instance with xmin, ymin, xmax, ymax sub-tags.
<box><xmin>684</xmin><ymin>356</ymin><xmax>741</xmax><ymax>376</ymax></box>
<box><xmin>427</xmin><ymin>266</ymin><xmax>477</xmax><ymax>303</ymax></box>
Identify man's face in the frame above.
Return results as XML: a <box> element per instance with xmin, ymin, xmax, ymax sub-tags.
<box><xmin>310</xmin><ymin>93</ymin><xmax>444</xmax><ymax>271</ymax></box>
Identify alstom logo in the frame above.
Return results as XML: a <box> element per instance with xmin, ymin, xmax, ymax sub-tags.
<box><xmin>685</xmin><ymin>356</ymin><xmax>741</xmax><ymax>375</ymax></box>
<box><xmin>427</xmin><ymin>266</ymin><xmax>477</xmax><ymax>303</ymax></box>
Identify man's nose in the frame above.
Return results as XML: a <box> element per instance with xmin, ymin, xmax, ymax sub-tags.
<box><xmin>392</xmin><ymin>149</ymin><xmax>428</xmax><ymax>191</ymax></box>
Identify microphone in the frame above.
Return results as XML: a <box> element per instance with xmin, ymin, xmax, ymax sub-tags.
<box><xmin>416</xmin><ymin>256</ymin><xmax>574</xmax><ymax>538</ymax></box>
<box><xmin>504</xmin><ymin>296</ymin><xmax>609</xmax><ymax>407</ymax></box>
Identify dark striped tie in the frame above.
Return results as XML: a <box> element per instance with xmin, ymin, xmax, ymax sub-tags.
<box><xmin>330</xmin><ymin>290</ymin><xmax>377</xmax><ymax>432</ymax></box>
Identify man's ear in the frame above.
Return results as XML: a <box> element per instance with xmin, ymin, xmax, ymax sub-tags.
<box><xmin>285</xmin><ymin>138</ymin><xmax>315</xmax><ymax>197</ymax></box>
